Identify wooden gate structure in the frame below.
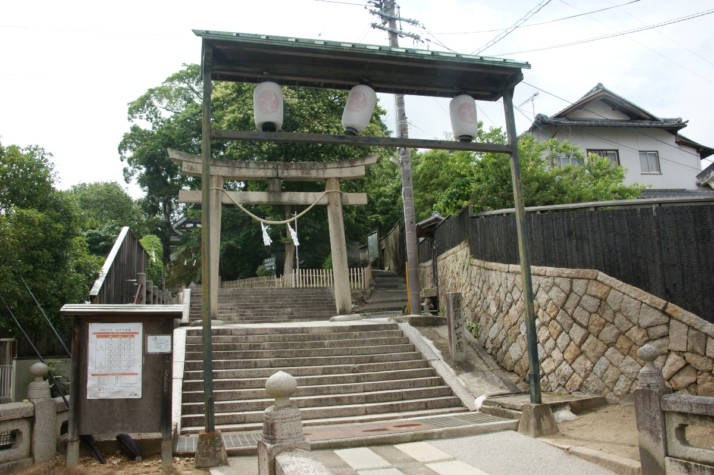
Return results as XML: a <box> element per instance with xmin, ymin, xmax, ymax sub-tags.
<box><xmin>187</xmin><ymin>30</ymin><xmax>538</xmax><ymax>449</ymax></box>
<box><xmin>169</xmin><ymin>148</ymin><xmax>376</xmax><ymax>315</ymax></box>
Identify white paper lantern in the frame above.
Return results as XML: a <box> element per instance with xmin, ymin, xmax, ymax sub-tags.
<box><xmin>449</xmin><ymin>94</ymin><xmax>478</xmax><ymax>142</ymax></box>
<box><xmin>253</xmin><ymin>81</ymin><xmax>283</xmax><ymax>132</ymax></box>
<box><xmin>342</xmin><ymin>84</ymin><xmax>377</xmax><ymax>135</ymax></box>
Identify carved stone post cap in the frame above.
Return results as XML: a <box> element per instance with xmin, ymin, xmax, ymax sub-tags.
<box><xmin>266</xmin><ymin>371</ymin><xmax>297</xmax><ymax>407</ymax></box>
<box><xmin>28</xmin><ymin>361</ymin><xmax>51</xmax><ymax>400</ymax></box>
<box><xmin>30</xmin><ymin>362</ymin><xmax>49</xmax><ymax>381</ymax></box>
<box><xmin>637</xmin><ymin>344</ymin><xmax>659</xmax><ymax>363</ymax></box>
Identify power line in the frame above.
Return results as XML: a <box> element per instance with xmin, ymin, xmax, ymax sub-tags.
<box><xmin>472</xmin><ymin>0</ymin><xmax>553</xmax><ymax>54</ymax></box>
<box><xmin>554</xmin><ymin>0</ymin><xmax>714</xmax><ymax>86</ymax></box>
<box><xmin>437</xmin><ymin>0</ymin><xmax>640</xmax><ymax>35</ymax></box>
<box><xmin>313</xmin><ymin>0</ymin><xmax>366</xmax><ymax>6</ymax></box>
<box><xmin>494</xmin><ymin>8</ymin><xmax>714</xmax><ymax>56</ymax></box>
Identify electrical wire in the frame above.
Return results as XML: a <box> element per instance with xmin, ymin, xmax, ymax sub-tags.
<box><xmin>494</xmin><ymin>8</ymin><xmax>714</xmax><ymax>56</ymax></box>
<box><xmin>473</xmin><ymin>0</ymin><xmax>553</xmax><ymax>54</ymax></box>
<box><xmin>313</xmin><ymin>0</ymin><xmax>366</xmax><ymax>6</ymax></box>
<box><xmin>437</xmin><ymin>0</ymin><xmax>640</xmax><ymax>35</ymax></box>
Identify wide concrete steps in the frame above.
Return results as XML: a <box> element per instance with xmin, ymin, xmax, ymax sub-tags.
<box><xmin>189</xmin><ymin>287</ymin><xmax>336</xmax><ymax>323</ymax></box>
<box><xmin>357</xmin><ymin>270</ymin><xmax>407</xmax><ymax>314</ymax></box>
<box><xmin>180</xmin><ymin>321</ymin><xmax>465</xmax><ymax>434</ymax></box>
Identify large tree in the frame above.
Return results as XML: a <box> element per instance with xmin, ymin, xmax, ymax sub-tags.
<box><xmin>119</xmin><ymin>65</ymin><xmax>202</xmax><ymax>259</ymax></box>
<box><xmin>0</xmin><ymin>143</ymin><xmax>101</xmax><ymax>353</ymax></box>
<box><xmin>120</xmin><ymin>65</ymin><xmax>391</xmax><ymax>285</ymax></box>
<box><xmin>65</xmin><ymin>181</ymin><xmax>148</xmax><ymax>256</ymax></box>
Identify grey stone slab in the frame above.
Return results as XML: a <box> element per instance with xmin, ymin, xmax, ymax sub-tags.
<box><xmin>429</xmin><ymin>432</ymin><xmax>615</xmax><ymax>475</ymax></box>
<box><xmin>335</xmin><ymin>447</ymin><xmax>391</xmax><ymax>470</ymax></box>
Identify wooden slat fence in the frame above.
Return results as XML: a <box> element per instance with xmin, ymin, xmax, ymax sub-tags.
<box><xmin>419</xmin><ymin>199</ymin><xmax>714</xmax><ymax>322</ymax></box>
<box><xmin>89</xmin><ymin>227</ymin><xmax>148</xmax><ymax>304</ymax></box>
<box><xmin>223</xmin><ymin>267</ymin><xmax>368</xmax><ymax>289</ymax></box>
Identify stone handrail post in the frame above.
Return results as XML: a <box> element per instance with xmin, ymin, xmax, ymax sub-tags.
<box><xmin>634</xmin><ymin>344</ymin><xmax>671</xmax><ymax>475</ymax></box>
<box><xmin>26</xmin><ymin>362</ymin><xmax>56</xmax><ymax>464</ymax></box>
<box><xmin>446</xmin><ymin>292</ymin><xmax>464</xmax><ymax>363</ymax></box>
<box><xmin>257</xmin><ymin>371</ymin><xmax>310</xmax><ymax>475</ymax></box>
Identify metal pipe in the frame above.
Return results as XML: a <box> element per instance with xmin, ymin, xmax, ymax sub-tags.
<box><xmin>20</xmin><ymin>276</ymin><xmax>71</xmax><ymax>358</ymax></box>
<box><xmin>502</xmin><ymin>88</ymin><xmax>542</xmax><ymax>404</ymax></box>
<box><xmin>200</xmin><ymin>43</ymin><xmax>216</xmax><ymax>432</ymax></box>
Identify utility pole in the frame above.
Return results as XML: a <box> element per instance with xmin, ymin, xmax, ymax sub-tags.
<box><xmin>370</xmin><ymin>0</ymin><xmax>421</xmax><ymax>314</ymax></box>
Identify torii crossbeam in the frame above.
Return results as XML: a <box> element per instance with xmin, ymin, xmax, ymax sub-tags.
<box><xmin>169</xmin><ymin>148</ymin><xmax>377</xmax><ymax>315</ymax></box>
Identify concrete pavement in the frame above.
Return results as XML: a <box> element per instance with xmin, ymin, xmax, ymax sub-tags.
<box><xmin>212</xmin><ymin>431</ymin><xmax>615</xmax><ymax>475</ymax></box>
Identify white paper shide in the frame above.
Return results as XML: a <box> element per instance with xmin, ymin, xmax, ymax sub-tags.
<box><xmin>87</xmin><ymin>322</ymin><xmax>142</xmax><ymax>399</ymax></box>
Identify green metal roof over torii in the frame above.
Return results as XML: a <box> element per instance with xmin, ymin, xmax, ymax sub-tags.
<box><xmin>193</xmin><ymin>29</ymin><xmax>530</xmax><ymax>101</ymax></box>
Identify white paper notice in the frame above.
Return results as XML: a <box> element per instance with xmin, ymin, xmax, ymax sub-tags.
<box><xmin>87</xmin><ymin>322</ymin><xmax>142</xmax><ymax>399</ymax></box>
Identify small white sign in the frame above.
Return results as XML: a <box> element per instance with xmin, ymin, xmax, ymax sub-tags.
<box><xmin>87</xmin><ymin>322</ymin><xmax>142</xmax><ymax>399</ymax></box>
<box><xmin>147</xmin><ymin>335</ymin><xmax>172</xmax><ymax>354</ymax></box>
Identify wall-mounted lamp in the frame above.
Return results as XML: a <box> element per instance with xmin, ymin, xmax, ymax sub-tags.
<box><xmin>449</xmin><ymin>94</ymin><xmax>477</xmax><ymax>142</ymax></box>
<box><xmin>342</xmin><ymin>84</ymin><xmax>377</xmax><ymax>135</ymax></box>
<box><xmin>254</xmin><ymin>81</ymin><xmax>284</xmax><ymax>132</ymax></box>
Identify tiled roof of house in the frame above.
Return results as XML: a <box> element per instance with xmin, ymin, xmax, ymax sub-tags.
<box><xmin>530</xmin><ymin>83</ymin><xmax>713</xmax><ymax>159</ymax></box>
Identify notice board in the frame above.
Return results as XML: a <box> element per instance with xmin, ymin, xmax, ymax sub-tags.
<box><xmin>60</xmin><ymin>306</ymin><xmax>181</xmax><ymax>438</ymax></box>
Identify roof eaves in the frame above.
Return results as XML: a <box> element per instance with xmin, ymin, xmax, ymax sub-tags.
<box><xmin>676</xmin><ymin>133</ymin><xmax>714</xmax><ymax>160</ymax></box>
<box><xmin>534</xmin><ymin>116</ymin><xmax>686</xmax><ymax>130</ymax></box>
<box><xmin>193</xmin><ymin>29</ymin><xmax>530</xmax><ymax>70</ymax></box>
<box><xmin>551</xmin><ymin>83</ymin><xmax>659</xmax><ymax>121</ymax></box>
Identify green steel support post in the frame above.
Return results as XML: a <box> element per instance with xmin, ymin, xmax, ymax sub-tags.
<box><xmin>503</xmin><ymin>88</ymin><xmax>542</xmax><ymax>404</ymax></box>
<box><xmin>200</xmin><ymin>44</ymin><xmax>216</xmax><ymax>432</ymax></box>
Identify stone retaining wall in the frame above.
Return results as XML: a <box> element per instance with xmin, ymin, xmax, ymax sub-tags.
<box><xmin>427</xmin><ymin>242</ymin><xmax>714</xmax><ymax>401</ymax></box>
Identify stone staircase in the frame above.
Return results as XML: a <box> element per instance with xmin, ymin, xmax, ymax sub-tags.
<box><xmin>357</xmin><ymin>270</ymin><xmax>407</xmax><ymax>317</ymax></box>
<box><xmin>189</xmin><ymin>287</ymin><xmax>337</xmax><ymax>323</ymax></box>
<box><xmin>179</xmin><ymin>321</ymin><xmax>466</xmax><ymax>434</ymax></box>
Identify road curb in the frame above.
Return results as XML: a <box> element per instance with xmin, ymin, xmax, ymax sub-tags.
<box><xmin>541</xmin><ymin>438</ymin><xmax>642</xmax><ymax>475</ymax></box>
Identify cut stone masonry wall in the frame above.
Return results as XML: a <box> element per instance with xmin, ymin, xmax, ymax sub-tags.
<box><xmin>420</xmin><ymin>242</ymin><xmax>714</xmax><ymax>401</ymax></box>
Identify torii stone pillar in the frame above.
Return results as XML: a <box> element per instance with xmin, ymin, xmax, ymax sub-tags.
<box><xmin>326</xmin><ymin>178</ymin><xmax>350</xmax><ymax>314</ymax></box>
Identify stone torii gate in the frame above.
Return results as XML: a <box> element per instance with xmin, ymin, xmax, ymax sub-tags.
<box><xmin>168</xmin><ymin>148</ymin><xmax>376</xmax><ymax>315</ymax></box>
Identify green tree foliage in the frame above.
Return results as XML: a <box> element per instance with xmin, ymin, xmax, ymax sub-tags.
<box><xmin>65</xmin><ymin>181</ymin><xmax>147</xmax><ymax>256</ymax></box>
<box><xmin>409</xmin><ymin>130</ymin><xmax>644</xmax><ymax>217</ymax></box>
<box><xmin>0</xmin><ymin>143</ymin><xmax>101</xmax><ymax>347</ymax></box>
<box><xmin>139</xmin><ymin>234</ymin><xmax>164</xmax><ymax>284</ymax></box>
<box><xmin>121</xmin><ymin>64</ymin><xmax>392</xmax><ymax>285</ymax></box>
<box><xmin>119</xmin><ymin>65</ymin><xmax>202</xmax><ymax>259</ymax></box>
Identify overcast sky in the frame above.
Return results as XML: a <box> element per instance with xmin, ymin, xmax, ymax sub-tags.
<box><xmin>1</xmin><ymin>0</ymin><xmax>712</xmax><ymax>198</ymax></box>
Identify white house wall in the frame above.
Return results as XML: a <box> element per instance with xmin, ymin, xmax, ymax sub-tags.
<box><xmin>531</xmin><ymin>126</ymin><xmax>701</xmax><ymax>189</ymax></box>
<box><xmin>567</xmin><ymin>101</ymin><xmax>631</xmax><ymax>121</ymax></box>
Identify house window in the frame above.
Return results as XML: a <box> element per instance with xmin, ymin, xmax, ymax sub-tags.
<box><xmin>587</xmin><ymin>149</ymin><xmax>620</xmax><ymax>166</ymax></box>
<box><xmin>554</xmin><ymin>155</ymin><xmax>584</xmax><ymax>168</ymax></box>
<box><xmin>639</xmin><ymin>151</ymin><xmax>661</xmax><ymax>174</ymax></box>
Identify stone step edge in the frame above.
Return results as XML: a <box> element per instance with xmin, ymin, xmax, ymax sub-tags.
<box><xmin>180</xmin><ymin>395</ymin><xmax>462</xmax><ymax>424</ymax></box>
<box><xmin>180</xmin><ymin>386</ymin><xmax>455</xmax><ymax>410</ymax></box>
<box><xmin>182</xmin><ymin>345</ymin><xmax>416</xmax><ymax>358</ymax></box>
<box><xmin>178</xmin><ymin>406</ymin><xmax>469</xmax><ymax>435</ymax></box>
<box><xmin>181</xmin><ymin>360</ymin><xmax>431</xmax><ymax>378</ymax></box>
<box><xmin>182</xmin><ymin>352</ymin><xmax>424</xmax><ymax>367</ymax></box>
<box><xmin>181</xmin><ymin>379</ymin><xmax>446</xmax><ymax>401</ymax></box>
<box><xmin>180</xmin><ymin>368</ymin><xmax>438</xmax><ymax>387</ymax></box>
<box><xmin>184</xmin><ymin>335</ymin><xmax>409</xmax><ymax>345</ymax></box>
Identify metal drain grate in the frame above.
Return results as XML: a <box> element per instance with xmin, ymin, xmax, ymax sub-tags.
<box><xmin>418</xmin><ymin>412</ymin><xmax>505</xmax><ymax>428</ymax></box>
<box><xmin>454</xmin><ymin>413</ymin><xmax>504</xmax><ymax>424</ymax></box>
<box><xmin>223</xmin><ymin>431</ymin><xmax>261</xmax><ymax>449</ymax></box>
